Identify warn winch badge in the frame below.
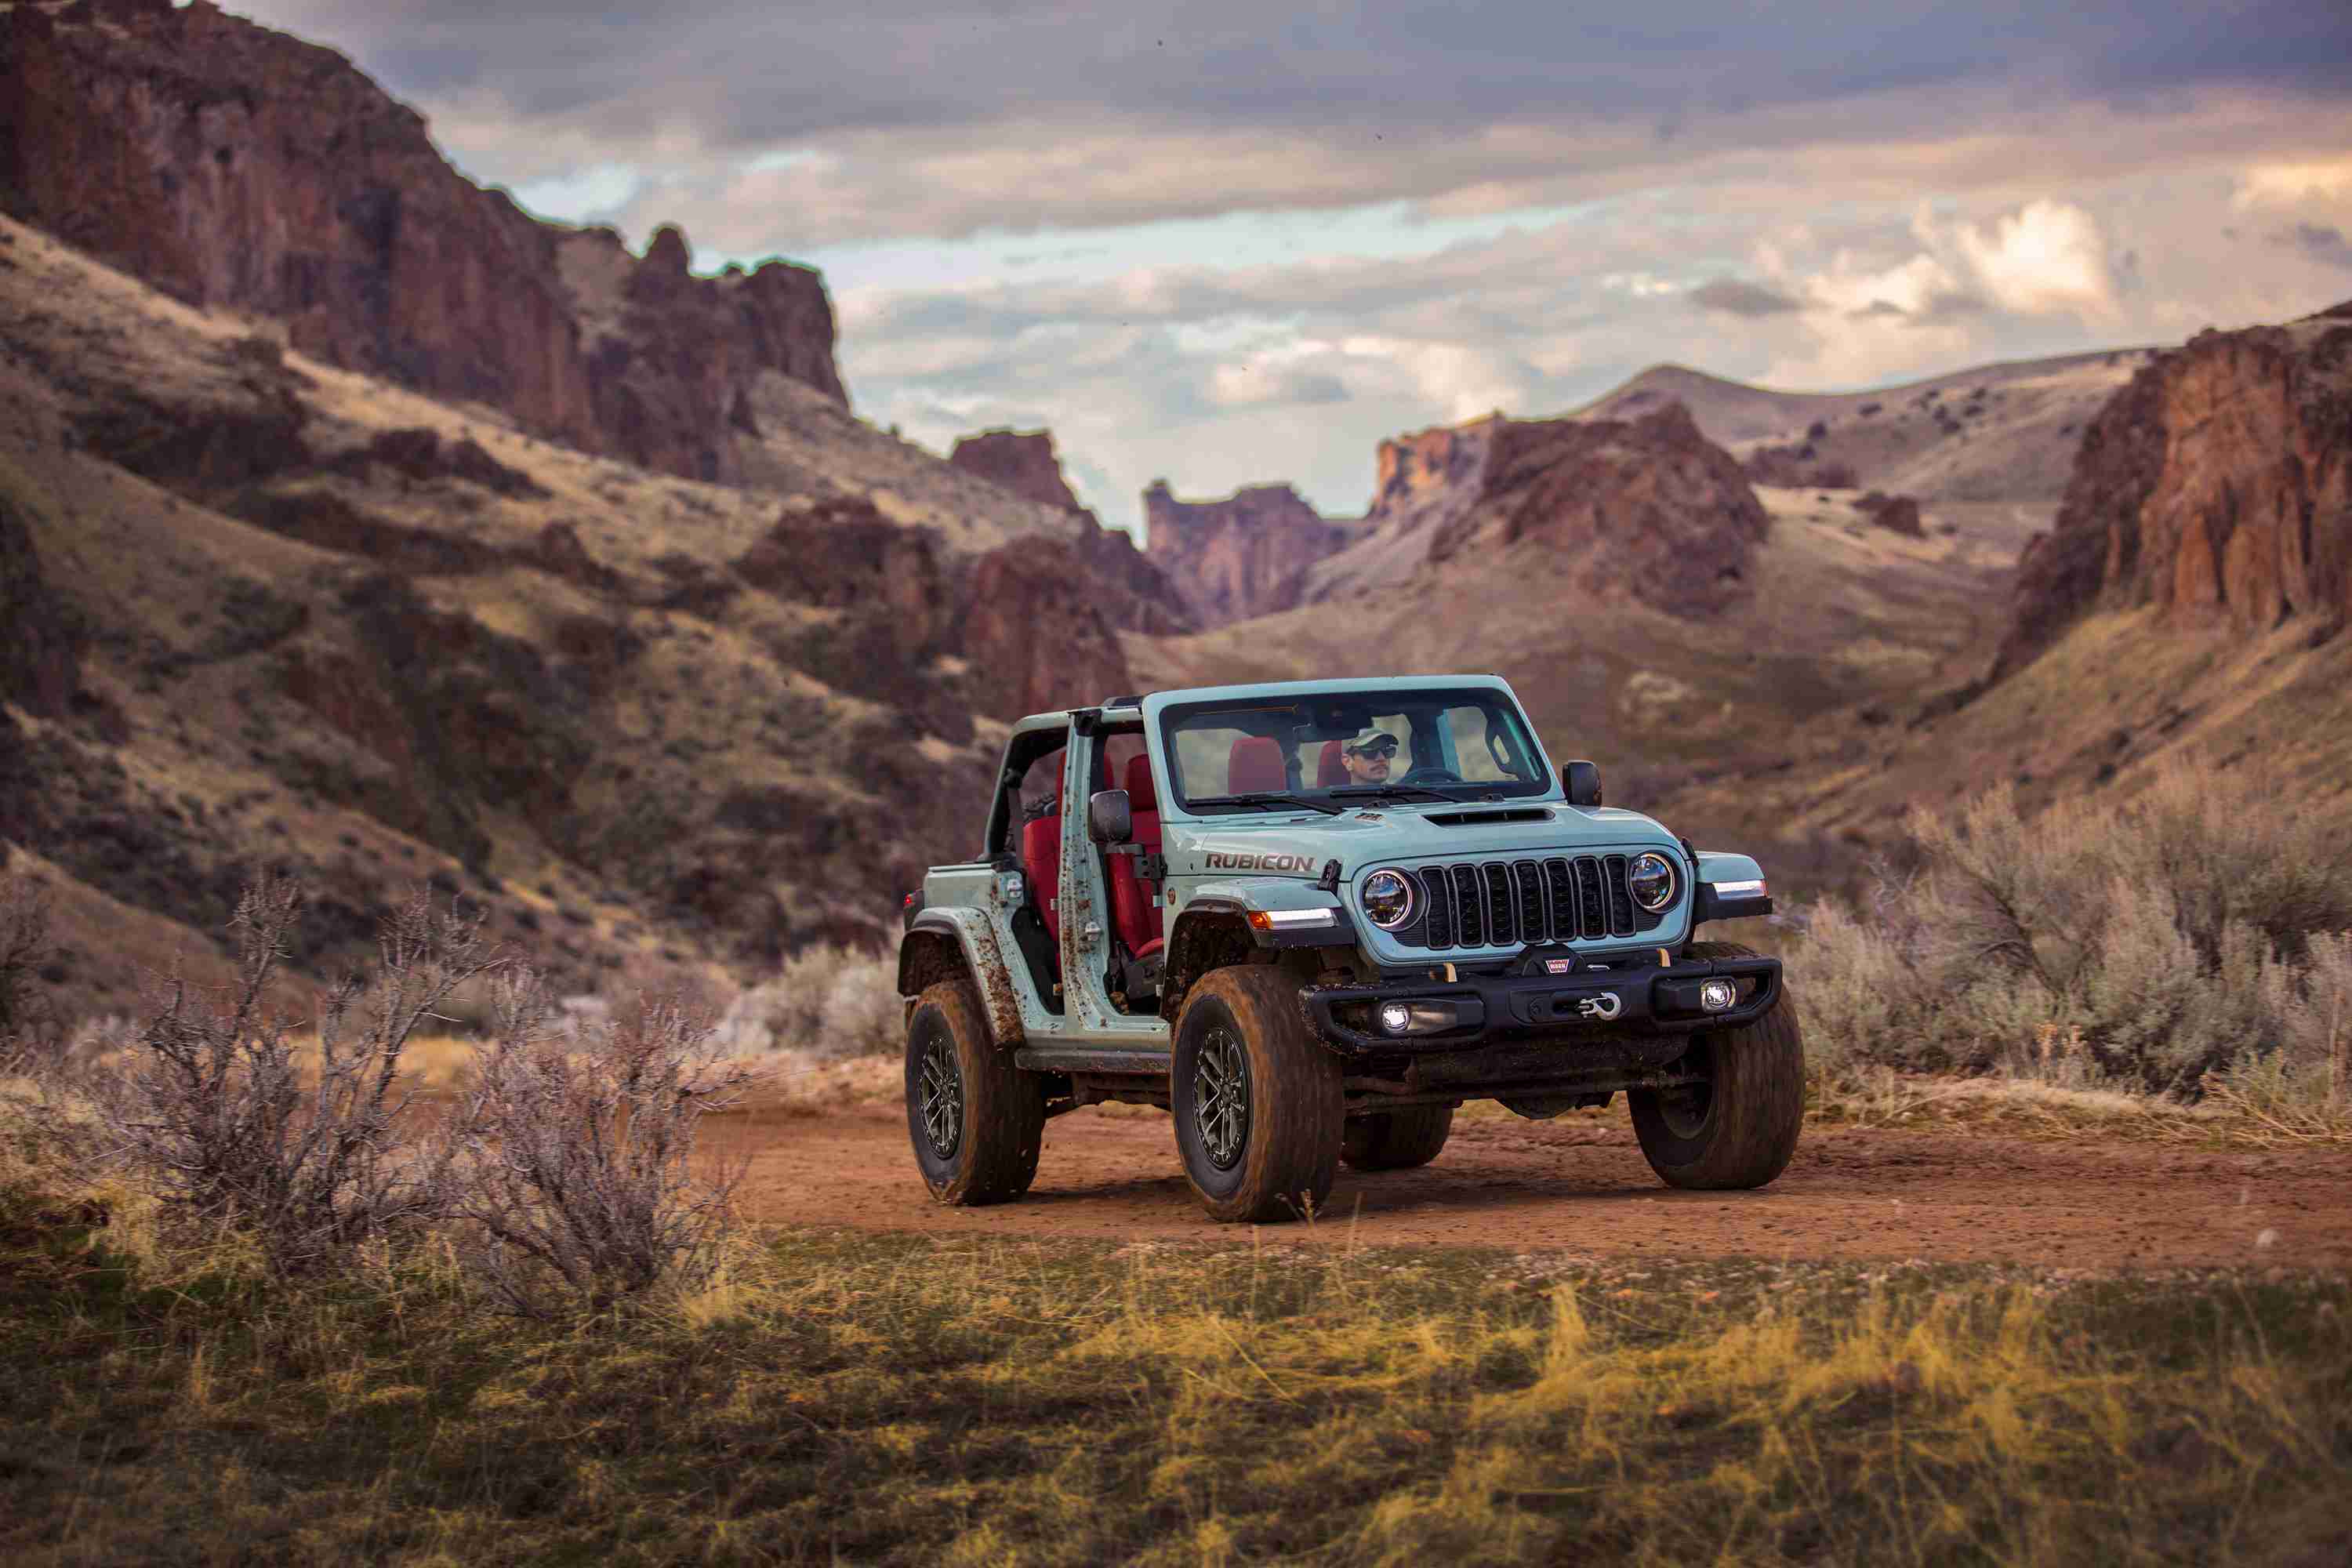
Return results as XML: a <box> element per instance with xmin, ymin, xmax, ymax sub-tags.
<box><xmin>1203</xmin><ymin>850</ymin><xmax>1319</xmax><ymax>873</ymax></box>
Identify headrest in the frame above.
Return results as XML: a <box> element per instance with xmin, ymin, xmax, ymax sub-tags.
<box><xmin>1227</xmin><ymin>735</ymin><xmax>1287</xmax><ymax>795</ymax></box>
<box><xmin>1123</xmin><ymin>752</ymin><xmax>1158</xmax><ymax>814</ymax></box>
<box><xmin>1316</xmin><ymin>739</ymin><xmax>1348</xmax><ymax>788</ymax></box>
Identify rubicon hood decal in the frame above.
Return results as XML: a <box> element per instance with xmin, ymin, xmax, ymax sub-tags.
<box><xmin>1202</xmin><ymin>850</ymin><xmax>1319</xmax><ymax>873</ymax></box>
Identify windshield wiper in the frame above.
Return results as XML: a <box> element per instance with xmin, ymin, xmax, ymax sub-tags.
<box><xmin>1192</xmin><ymin>791</ymin><xmax>1345</xmax><ymax>817</ymax></box>
<box><xmin>1325</xmin><ymin>784</ymin><xmax>1456</xmax><ymax>804</ymax></box>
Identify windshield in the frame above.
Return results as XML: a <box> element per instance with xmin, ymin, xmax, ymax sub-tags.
<box><xmin>1160</xmin><ymin>687</ymin><xmax>1551</xmax><ymax>814</ymax></box>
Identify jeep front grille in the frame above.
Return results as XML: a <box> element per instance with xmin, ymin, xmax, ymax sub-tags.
<box><xmin>1398</xmin><ymin>855</ymin><xmax>1664</xmax><ymax>949</ymax></box>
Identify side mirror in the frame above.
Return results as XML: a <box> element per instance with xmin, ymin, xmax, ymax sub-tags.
<box><xmin>1087</xmin><ymin>788</ymin><xmax>1133</xmax><ymax>845</ymax></box>
<box><xmin>1564</xmin><ymin>760</ymin><xmax>1603</xmax><ymax>809</ymax></box>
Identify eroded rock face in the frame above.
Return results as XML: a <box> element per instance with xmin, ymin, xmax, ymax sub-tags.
<box><xmin>1425</xmin><ymin>402</ymin><xmax>1770</xmax><ymax>612</ymax></box>
<box><xmin>961</xmin><ymin>538</ymin><xmax>1134</xmax><ymax>719</ymax></box>
<box><xmin>1997</xmin><ymin>304</ymin><xmax>2352</xmax><ymax>678</ymax></box>
<box><xmin>1143</xmin><ymin>481</ymin><xmax>1358</xmax><ymax>626</ymax></box>
<box><xmin>0</xmin><ymin>1</ymin><xmax>844</xmax><ymax>481</ymax></box>
<box><xmin>949</xmin><ymin>429</ymin><xmax>1087</xmax><ymax>514</ymax></box>
<box><xmin>732</xmin><ymin>496</ymin><xmax>1135</xmax><ymax>727</ymax></box>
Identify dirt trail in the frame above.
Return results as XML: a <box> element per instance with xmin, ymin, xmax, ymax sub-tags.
<box><xmin>720</xmin><ymin>1103</ymin><xmax>2352</xmax><ymax>1270</ymax></box>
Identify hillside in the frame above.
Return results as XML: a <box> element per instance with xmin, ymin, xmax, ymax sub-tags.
<box><xmin>1575</xmin><ymin>352</ymin><xmax>2153</xmax><ymax>510</ymax></box>
<box><xmin>1132</xmin><ymin>403</ymin><xmax>2006</xmax><ymax>826</ymax></box>
<box><xmin>0</xmin><ymin>211</ymin><xmax>1138</xmax><ymax>1022</ymax></box>
<box><xmin>1140</xmin><ymin>305</ymin><xmax>2352</xmax><ymax>892</ymax></box>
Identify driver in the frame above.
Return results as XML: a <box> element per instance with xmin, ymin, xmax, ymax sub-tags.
<box><xmin>1338</xmin><ymin>727</ymin><xmax>1399</xmax><ymax>785</ymax></box>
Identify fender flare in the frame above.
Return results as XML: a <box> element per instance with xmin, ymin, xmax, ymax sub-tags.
<box><xmin>898</xmin><ymin>909</ymin><xmax>1026</xmax><ymax>1049</ymax></box>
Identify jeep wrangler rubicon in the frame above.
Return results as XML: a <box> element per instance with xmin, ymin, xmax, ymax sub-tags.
<box><xmin>896</xmin><ymin>675</ymin><xmax>1799</xmax><ymax>1222</ymax></box>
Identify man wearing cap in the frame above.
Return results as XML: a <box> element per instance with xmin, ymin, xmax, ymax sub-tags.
<box><xmin>1339</xmin><ymin>728</ymin><xmax>1400</xmax><ymax>785</ymax></box>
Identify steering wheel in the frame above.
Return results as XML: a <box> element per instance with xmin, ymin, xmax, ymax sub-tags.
<box><xmin>1398</xmin><ymin>766</ymin><xmax>1463</xmax><ymax>786</ymax></box>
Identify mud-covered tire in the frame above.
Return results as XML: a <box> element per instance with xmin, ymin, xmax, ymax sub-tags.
<box><xmin>1628</xmin><ymin>941</ymin><xmax>1804</xmax><ymax>1190</ymax></box>
<box><xmin>1171</xmin><ymin>964</ymin><xmax>1345</xmax><ymax>1222</ymax></box>
<box><xmin>1341</xmin><ymin>1105</ymin><xmax>1454</xmax><ymax>1171</ymax></box>
<box><xmin>905</xmin><ymin>980</ymin><xmax>1044</xmax><ymax>1205</ymax></box>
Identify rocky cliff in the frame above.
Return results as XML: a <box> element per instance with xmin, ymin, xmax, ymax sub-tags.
<box><xmin>1997</xmin><ymin>301</ymin><xmax>2352</xmax><ymax>678</ymax></box>
<box><xmin>949</xmin><ymin>429</ymin><xmax>1087</xmax><ymax>514</ymax></box>
<box><xmin>0</xmin><ymin>0</ymin><xmax>845</xmax><ymax>484</ymax></box>
<box><xmin>948</xmin><ymin>426</ymin><xmax>1197</xmax><ymax>636</ymax></box>
<box><xmin>1414</xmin><ymin>402</ymin><xmax>1771</xmax><ymax>613</ymax></box>
<box><xmin>1142</xmin><ymin>481</ymin><xmax>1359</xmax><ymax>627</ymax></box>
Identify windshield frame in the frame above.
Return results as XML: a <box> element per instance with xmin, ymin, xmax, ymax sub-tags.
<box><xmin>1156</xmin><ymin>684</ymin><xmax>1555</xmax><ymax>816</ymax></box>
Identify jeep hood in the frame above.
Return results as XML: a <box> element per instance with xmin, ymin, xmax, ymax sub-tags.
<box><xmin>1164</xmin><ymin>804</ymin><xmax>1679</xmax><ymax>878</ymax></box>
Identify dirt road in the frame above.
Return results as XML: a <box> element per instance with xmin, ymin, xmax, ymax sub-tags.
<box><xmin>722</xmin><ymin>1103</ymin><xmax>2352</xmax><ymax>1270</ymax></box>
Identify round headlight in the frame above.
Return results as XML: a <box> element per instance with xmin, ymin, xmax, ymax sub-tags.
<box><xmin>1359</xmin><ymin>867</ymin><xmax>1417</xmax><ymax>929</ymax></box>
<box><xmin>1628</xmin><ymin>852</ymin><xmax>1677</xmax><ymax>913</ymax></box>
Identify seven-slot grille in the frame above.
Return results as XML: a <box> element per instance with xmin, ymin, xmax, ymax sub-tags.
<box><xmin>1406</xmin><ymin>855</ymin><xmax>1656</xmax><ymax>949</ymax></box>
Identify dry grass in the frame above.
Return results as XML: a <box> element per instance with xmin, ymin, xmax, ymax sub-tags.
<box><xmin>1</xmin><ymin>1127</ymin><xmax>2346</xmax><ymax>1567</ymax></box>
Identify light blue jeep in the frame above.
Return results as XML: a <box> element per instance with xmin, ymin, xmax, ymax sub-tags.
<box><xmin>898</xmin><ymin>674</ymin><xmax>1800</xmax><ymax>1222</ymax></box>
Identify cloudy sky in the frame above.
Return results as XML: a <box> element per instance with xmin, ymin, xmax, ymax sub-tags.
<box><xmin>241</xmin><ymin>1</ymin><xmax>2352</xmax><ymax>535</ymax></box>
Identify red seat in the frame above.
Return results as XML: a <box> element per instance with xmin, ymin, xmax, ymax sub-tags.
<box><xmin>1227</xmin><ymin>735</ymin><xmax>1287</xmax><ymax>794</ymax></box>
<box><xmin>1019</xmin><ymin>750</ymin><xmax>1067</xmax><ymax>942</ymax></box>
<box><xmin>1108</xmin><ymin>753</ymin><xmax>1163</xmax><ymax>959</ymax></box>
<box><xmin>1316</xmin><ymin>739</ymin><xmax>1347</xmax><ymax>787</ymax></box>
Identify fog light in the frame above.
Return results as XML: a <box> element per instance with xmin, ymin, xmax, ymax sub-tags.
<box><xmin>1378</xmin><ymin>1001</ymin><xmax>1414</xmax><ymax>1034</ymax></box>
<box><xmin>1699</xmin><ymin>978</ymin><xmax>1739</xmax><ymax>1012</ymax></box>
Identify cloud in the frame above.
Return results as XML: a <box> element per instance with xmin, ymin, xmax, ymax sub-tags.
<box><xmin>1205</xmin><ymin>359</ymin><xmax>1351</xmax><ymax>410</ymax></box>
<box><xmin>2277</xmin><ymin>223</ymin><xmax>2352</xmax><ymax>270</ymax></box>
<box><xmin>244</xmin><ymin>2</ymin><xmax>2352</xmax><ymax>247</ymax></box>
<box><xmin>1947</xmin><ymin>199</ymin><xmax>2119</xmax><ymax>318</ymax></box>
<box><xmin>1688</xmin><ymin>278</ymin><xmax>1802</xmax><ymax>316</ymax></box>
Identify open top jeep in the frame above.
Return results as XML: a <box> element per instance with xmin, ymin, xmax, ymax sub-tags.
<box><xmin>896</xmin><ymin>675</ymin><xmax>1801</xmax><ymax>1222</ymax></box>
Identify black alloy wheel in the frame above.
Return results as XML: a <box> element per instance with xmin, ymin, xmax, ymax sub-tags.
<box><xmin>904</xmin><ymin>979</ymin><xmax>1045</xmax><ymax>1205</ymax></box>
<box><xmin>916</xmin><ymin>1025</ymin><xmax>964</xmax><ymax>1161</ymax></box>
<box><xmin>1170</xmin><ymin>964</ymin><xmax>1345</xmax><ymax>1223</ymax></box>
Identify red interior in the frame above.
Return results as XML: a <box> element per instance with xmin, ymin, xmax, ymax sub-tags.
<box><xmin>1018</xmin><ymin>751</ymin><xmax>1066</xmax><ymax>942</ymax></box>
<box><xmin>1316</xmin><ymin>739</ymin><xmax>1348</xmax><ymax>786</ymax></box>
<box><xmin>1226</xmin><ymin>735</ymin><xmax>1287</xmax><ymax>793</ymax></box>
<box><xmin>1107</xmin><ymin>752</ymin><xmax>1164</xmax><ymax>959</ymax></box>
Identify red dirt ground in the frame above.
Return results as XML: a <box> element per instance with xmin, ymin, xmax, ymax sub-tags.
<box><xmin>720</xmin><ymin>1103</ymin><xmax>2352</xmax><ymax>1270</ymax></box>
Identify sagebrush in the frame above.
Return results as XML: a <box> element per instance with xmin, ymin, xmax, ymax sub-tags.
<box><xmin>1795</xmin><ymin>762</ymin><xmax>2352</xmax><ymax>1101</ymax></box>
<box><xmin>445</xmin><ymin>973</ymin><xmax>761</xmax><ymax>1314</ymax></box>
<box><xmin>713</xmin><ymin>941</ymin><xmax>901</xmax><ymax>1059</ymax></box>
<box><xmin>100</xmin><ymin>878</ymin><xmax>495</xmax><ymax>1274</ymax></box>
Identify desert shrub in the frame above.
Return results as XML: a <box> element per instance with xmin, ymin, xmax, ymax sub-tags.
<box><xmin>713</xmin><ymin>942</ymin><xmax>902</xmax><ymax>1059</ymax></box>
<box><xmin>443</xmin><ymin>975</ymin><xmax>761</xmax><ymax>1314</ymax></box>
<box><xmin>1792</xmin><ymin>761</ymin><xmax>2352</xmax><ymax>1097</ymax></box>
<box><xmin>103</xmin><ymin>877</ymin><xmax>497</xmax><ymax>1274</ymax></box>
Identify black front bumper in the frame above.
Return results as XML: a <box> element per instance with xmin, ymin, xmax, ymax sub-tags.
<box><xmin>1305</xmin><ymin>949</ymin><xmax>1781</xmax><ymax>1053</ymax></box>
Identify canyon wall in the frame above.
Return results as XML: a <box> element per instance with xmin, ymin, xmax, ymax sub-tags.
<box><xmin>1998</xmin><ymin>302</ymin><xmax>2352</xmax><ymax>678</ymax></box>
<box><xmin>0</xmin><ymin>0</ymin><xmax>844</xmax><ymax>484</ymax></box>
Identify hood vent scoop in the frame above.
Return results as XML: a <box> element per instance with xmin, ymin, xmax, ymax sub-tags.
<box><xmin>1425</xmin><ymin>808</ymin><xmax>1552</xmax><ymax>827</ymax></box>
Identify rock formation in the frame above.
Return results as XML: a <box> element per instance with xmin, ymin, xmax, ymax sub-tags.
<box><xmin>1421</xmin><ymin>402</ymin><xmax>1770</xmax><ymax>613</ymax></box>
<box><xmin>949</xmin><ymin>429</ymin><xmax>1087</xmax><ymax>514</ymax></box>
<box><xmin>947</xmin><ymin>427</ymin><xmax>1198</xmax><ymax>636</ymax></box>
<box><xmin>0</xmin><ymin>0</ymin><xmax>844</xmax><ymax>483</ymax></box>
<box><xmin>1856</xmin><ymin>492</ymin><xmax>1925</xmax><ymax>538</ymax></box>
<box><xmin>1996</xmin><ymin>301</ymin><xmax>2352</xmax><ymax>679</ymax></box>
<box><xmin>736</xmin><ymin>495</ymin><xmax>1137</xmax><ymax>727</ymax></box>
<box><xmin>1142</xmin><ymin>481</ymin><xmax>1359</xmax><ymax>626</ymax></box>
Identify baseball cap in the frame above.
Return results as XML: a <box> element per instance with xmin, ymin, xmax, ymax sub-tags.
<box><xmin>1342</xmin><ymin>728</ymin><xmax>1399</xmax><ymax>754</ymax></box>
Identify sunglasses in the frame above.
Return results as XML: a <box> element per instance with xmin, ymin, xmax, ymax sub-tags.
<box><xmin>1349</xmin><ymin>741</ymin><xmax>1398</xmax><ymax>760</ymax></box>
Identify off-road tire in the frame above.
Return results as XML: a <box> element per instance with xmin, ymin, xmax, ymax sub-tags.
<box><xmin>906</xmin><ymin>980</ymin><xmax>1044</xmax><ymax>1205</ymax></box>
<box><xmin>1628</xmin><ymin>941</ymin><xmax>1804</xmax><ymax>1190</ymax></box>
<box><xmin>1172</xmin><ymin>964</ymin><xmax>1345</xmax><ymax>1222</ymax></box>
<box><xmin>1341</xmin><ymin>1105</ymin><xmax>1454</xmax><ymax>1171</ymax></box>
